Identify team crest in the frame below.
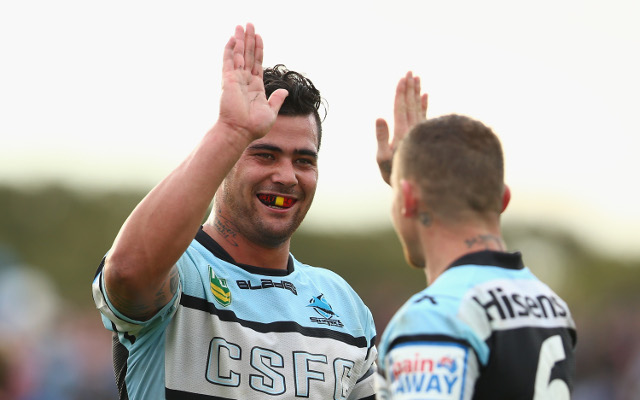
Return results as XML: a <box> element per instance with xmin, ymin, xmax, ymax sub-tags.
<box><xmin>209</xmin><ymin>266</ymin><xmax>231</xmax><ymax>307</ymax></box>
<box><xmin>307</xmin><ymin>294</ymin><xmax>339</xmax><ymax>319</ymax></box>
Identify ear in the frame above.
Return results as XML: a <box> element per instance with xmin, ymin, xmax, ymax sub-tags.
<box><xmin>400</xmin><ymin>179</ymin><xmax>420</xmax><ymax>217</ymax></box>
<box><xmin>501</xmin><ymin>184</ymin><xmax>511</xmax><ymax>213</ymax></box>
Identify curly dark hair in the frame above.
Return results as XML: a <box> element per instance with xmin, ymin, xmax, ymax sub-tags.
<box><xmin>263</xmin><ymin>64</ymin><xmax>326</xmax><ymax>150</ymax></box>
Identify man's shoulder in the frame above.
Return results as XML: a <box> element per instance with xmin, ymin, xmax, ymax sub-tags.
<box><xmin>395</xmin><ymin>287</ymin><xmax>462</xmax><ymax>326</ymax></box>
<box><xmin>291</xmin><ymin>256</ymin><xmax>373</xmax><ymax>319</ymax></box>
<box><xmin>291</xmin><ymin>256</ymin><xmax>351</xmax><ymax>284</ymax></box>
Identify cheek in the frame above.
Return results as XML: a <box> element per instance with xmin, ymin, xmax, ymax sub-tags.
<box><xmin>391</xmin><ymin>193</ymin><xmax>403</xmax><ymax>219</ymax></box>
<box><xmin>390</xmin><ymin>205</ymin><xmax>404</xmax><ymax>236</ymax></box>
<box><xmin>300</xmin><ymin>171</ymin><xmax>319</xmax><ymax>194</ymax></box>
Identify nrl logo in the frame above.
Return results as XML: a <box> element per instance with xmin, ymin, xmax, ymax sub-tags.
<box><xmin>209</xmin><ymin>266</ymin><xmax>231</xmax><ymax>307</ymax></box>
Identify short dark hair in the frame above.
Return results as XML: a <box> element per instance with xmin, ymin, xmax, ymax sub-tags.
<box><xmin>398</xmin><ymin>114</ymin><xmax>504</xmax><ymax>221</ymax></box>
<box><xmin>263</xmin><ymin>64</ymin><xmax>325</xmax><ymax>150</ymax></box>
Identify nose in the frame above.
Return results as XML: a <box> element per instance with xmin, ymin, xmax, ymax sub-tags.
<box><xmin>271</xmin><ymin>160</ymin><xmax>298</xmax><ymax>187</ymax></box>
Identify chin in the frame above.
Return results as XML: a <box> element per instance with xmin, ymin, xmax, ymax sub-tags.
<box><xmin>403</xmin><ymin>249</ymin><xmax>426</xmax><ymax>270</ymax></box>
<box><xmin>258</xmin><ymin>221</ymin><xmax>303</xmax><ymax>248</ymax></box>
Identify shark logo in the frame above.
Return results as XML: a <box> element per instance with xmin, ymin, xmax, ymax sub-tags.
<box><xmin>307</xmin><ymin>294</ymin><xmax>339</xmax><ymax>319</ymax></box>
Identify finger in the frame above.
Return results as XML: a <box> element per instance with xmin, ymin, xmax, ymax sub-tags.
<box><xmin>393</xmin><ymin>76</ymin><xmax>408</xmax><ymax>131</ymax></box>
<box><xmin>375</xmin><ymin>118</ymin><xmax>390</xmax><ymax>151</ymax></box>
<box><xmin>375</xmin><ymin>118</ymin><xmax>392</xmax><ymax>163</ymax></box>
<box><xmin>244</xmin><ymin>23</ymin><xmax>256</xmax><ymax>72</ymax></box>
<box><xmin>233</xmin><ymin>25</ymin><xmax>245</xmax><ymax>70</ymax></box>
<box><xmin>376</xmin><ymin>118</ymin><xmax>393</xmax><ymax>185</ymax></box>
<box><xmin>413</xmin><ymin>76</ymin><xmax>424</xmax><ymax>122</ymax></box>
<box><xmin>421</xmin><ymin>93</ymin><xmax>429</xmax><ymax>119</ymax></box>
<box><xmin>267</xmin><ymin>88</ymin><xmax>289</xmax><ymax>114</ymax></box>
<box><xmin>253</xmin><ymin>34</ymin><xmax>264</xmax><ymax>77</ymax></box>
<box><xmin>222</xmin><ymin>36</ymin><xmax>236</xmax><ymax>73</ymax></box>
<box><xmin>405</xmin><ymin>72</ymin><xmax>418</xmax><ymax>126</ymax></box>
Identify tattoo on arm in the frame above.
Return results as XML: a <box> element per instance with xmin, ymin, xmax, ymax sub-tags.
<box><xmin>154</xmin><ymin>267</ymin><xmax>180</xmax><ymax>311</ymax></box>
<box><xmin>106</xmin><ymin>266</ymin><xmax>180</xmax><ymax>321</ymax></box>
<box><xmin>214</xmin><ymin>214</ymin><xmax>239</xmax><ymax>247</ymax></box>
<box><xmin>107</xmin><ymin>284</ymin><xmax>157</xmax><ymax>321</ymax></box>
<box><xmin>464</xmin><ymin>234</ymin><xmax>504</xmax><ymax>250</ymax></box>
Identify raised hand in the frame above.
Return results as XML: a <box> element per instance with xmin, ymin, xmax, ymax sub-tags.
<box><xmin>375</xmin><ymin>71</ymin><xmax>428</xmax><ymax>185</ymax></box>
<box><xmin>218</xmin><ymin>23</ymin><xmax>288</xmax><ymax>143</ymax></box>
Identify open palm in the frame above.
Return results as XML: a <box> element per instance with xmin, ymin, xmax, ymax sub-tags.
<box><xmin>218</xmin><ymin>24</ymin><xmax>288</xmax><ymax>142</ymax></box>
<box><xmin>376</xmin><ymin>71</ymin><xmax>428</xmax><ymax>185</ymax></box>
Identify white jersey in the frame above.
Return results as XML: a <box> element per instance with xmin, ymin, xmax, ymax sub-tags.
<box><xmin>376</xmin><ymin>251</ymin><xmax>576</xmax><ymax>400</ymax></box>
<box><xmin>93</xmin><ymin>228</ymin><xmax>377</xmax><ymax>399</ymax></box>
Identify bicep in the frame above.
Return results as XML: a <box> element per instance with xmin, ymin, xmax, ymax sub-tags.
<box><xmin>104</xmin><ymin>260</ymin><xmax>180</xmax><ymax>321</ymax></box>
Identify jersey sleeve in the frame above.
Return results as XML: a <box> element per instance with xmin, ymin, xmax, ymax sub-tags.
<box><xmin>377</xmin><ymin>296</ymin><xmax>485</xmax><ymax>400</ymax></box>
<box><xmin>347</xmin><ymin>339</ymin><xmax>378</xmax><ymax>399</ymax></box>
<box><xmin>91</xmin><ymin>256</ymin><xmax>182</xmax><ymax>336</ymax></box>
<box><xmin>380</xmin><ymin>337</ymin><xmax>479</xmax><ymax>400</ymax></box>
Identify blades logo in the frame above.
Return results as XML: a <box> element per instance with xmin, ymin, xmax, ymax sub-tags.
<box><xmin>308</xmin><ymin>294</ymin><xmax>343</xmax><ymax>327</ymax></box>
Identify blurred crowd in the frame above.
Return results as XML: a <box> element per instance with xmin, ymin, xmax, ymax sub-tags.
<box><xmin>1</xmin><ymin>255</ymin><xmax>639</xmax><ymax>399</ymax></box>
<box><xmin>0</xmin><ymin>260</ymin><xmax>116</xmax><ymax>399</ymax></box>
<box><xmin>572</xmin><ymin>303</ymin><xmax>640</xmax><ymax>399</ymax></box>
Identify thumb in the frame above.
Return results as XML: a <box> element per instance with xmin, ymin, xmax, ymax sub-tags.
<box><xmin>267</xmin><ymin>88</ymin><xmax>289</xmax><ymax>114</ymax></box>
<box><xmin>375</xmin><ymin>118</ymin><xmax>390</xmax><ymax>154</ymax></box>
<box><xmin>376</xmin><ymin>118</ymin><xmax>393</xmax><ymax>185</ymax></box>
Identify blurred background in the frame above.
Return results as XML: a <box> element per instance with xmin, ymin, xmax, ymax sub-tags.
<box><xmin>1</xmin><ymin>1</ymin><xmax>639</xmax><ymax>399</ymax></box>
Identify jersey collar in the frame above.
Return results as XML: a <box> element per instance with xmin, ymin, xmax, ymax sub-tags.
<box><xmin>195</xmin><ymin>227</ymin><xmax>294</xmax><ymax>276</ymax></box>
<box><xmin>448</xmin><ymin>250</ymin><xmax>524</xmax><ymax>271</ymax></box>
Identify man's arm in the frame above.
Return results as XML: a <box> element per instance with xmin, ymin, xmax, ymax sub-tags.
<box><xmin>375</xmin><ymin>71</ymin><xmax>428</xmax><ymax>185</ymax></box>
<box><xmin>103</xmin><ymin>23</ymin><xmax>288</xmax><ymax>321</ymax></box>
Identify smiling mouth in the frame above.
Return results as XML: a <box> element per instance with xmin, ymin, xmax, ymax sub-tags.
<box><xmin>257</xmin><ymin>194</ymin><xmax>297</xmax><ymax>209</ymax></box>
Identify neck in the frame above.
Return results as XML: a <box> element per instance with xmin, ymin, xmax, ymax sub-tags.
<box><xmin>202</xmin><ymin>221</ymin><xmax>291</xmax><ymax>270</ymax></box>
<box><xmin>421</xmin><ymin>222</ymin><xmax>505</xmax><ymax>284</ymax></box>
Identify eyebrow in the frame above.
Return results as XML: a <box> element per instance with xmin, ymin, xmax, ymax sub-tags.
<box><xmin>247</xmin><ymin>143</ymin><xmax>318</xmax><ymax>159</ymax></box>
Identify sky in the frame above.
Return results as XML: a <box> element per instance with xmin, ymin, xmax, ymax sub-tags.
<box><xmin>1</xmin><ymin>0</ymin><xmax>639</xmax><ymax>258</ymax></box>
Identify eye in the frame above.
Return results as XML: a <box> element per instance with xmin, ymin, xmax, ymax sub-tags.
<box><xmin>256</xmin><ymin>153</ymin><xmax>275</xmax><ymax>160</ymax></box>
<box><xmin>296</xmin><ymin>157</ymin><xmax>316</xmax><ymax>166</ymax></box>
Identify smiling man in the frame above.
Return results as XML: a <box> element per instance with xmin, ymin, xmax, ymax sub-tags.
<box><xmin>91</xmin><ymin>24</ymin><xmax>377</xmax><ymax>400</ymax></box>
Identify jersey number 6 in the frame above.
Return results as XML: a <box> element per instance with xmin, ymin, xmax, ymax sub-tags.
<box><xmin>533</xmin><ymin>335</ymin><xmax>570</xmax><ymax>400</ymax></box>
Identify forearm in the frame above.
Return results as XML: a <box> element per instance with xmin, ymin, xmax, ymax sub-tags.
<box><xmin>102</xmin><ymin>22</ymin><xmax>285</xmax><ymax>321</ymax></box>
<box><xmin>104</xmin><ymin>122</ymin><xmax>251</xmax><ymax>318</ymax></box>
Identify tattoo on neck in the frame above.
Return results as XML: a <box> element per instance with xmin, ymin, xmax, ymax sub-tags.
<box><xmin>418</xmin><ymin>212</ymin><xmax>431</xmax><ymax>226</ymax></box>
<box><xmin>214</xmin><ymin>215</ymin><xmax>239</xmax><ymax>247</ymax></box>
<box><xmin>464</xmin><ymin>234</ymin><xmax>504</xmax><ymax>250</ymax></box>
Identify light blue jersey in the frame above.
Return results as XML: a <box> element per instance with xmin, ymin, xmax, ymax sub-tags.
<box><xmin>93</xmin><ymin>228</ymin><xmax>377</xmax><ymax>399</ymax></box>
<box><xmin>376</xmin><ymin>251</ymin><xmax>576</xmax><ymax>400</ymax></box>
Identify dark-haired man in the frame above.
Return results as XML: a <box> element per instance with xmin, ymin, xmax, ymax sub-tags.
<box><xmin>92</xmin><ymin>23</ymin><xmax>376</xmax><ymax>399</ymax></box>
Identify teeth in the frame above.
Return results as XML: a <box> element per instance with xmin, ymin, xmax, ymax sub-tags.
<box><xmin>258</xmin><ymin>194</ymin><xmax>295</xmax><ymax>208</ymax></box>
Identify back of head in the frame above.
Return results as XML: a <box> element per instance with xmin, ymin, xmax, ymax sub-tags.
<box><xmin>263</xmin><ymin>64</ymin><xmax>325</xmax><ymax>149</ymax></box>
<box><xmin>397</xmin><ymin>114</ymin><xmax>504</xmax><ymax>222</ymax></box>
